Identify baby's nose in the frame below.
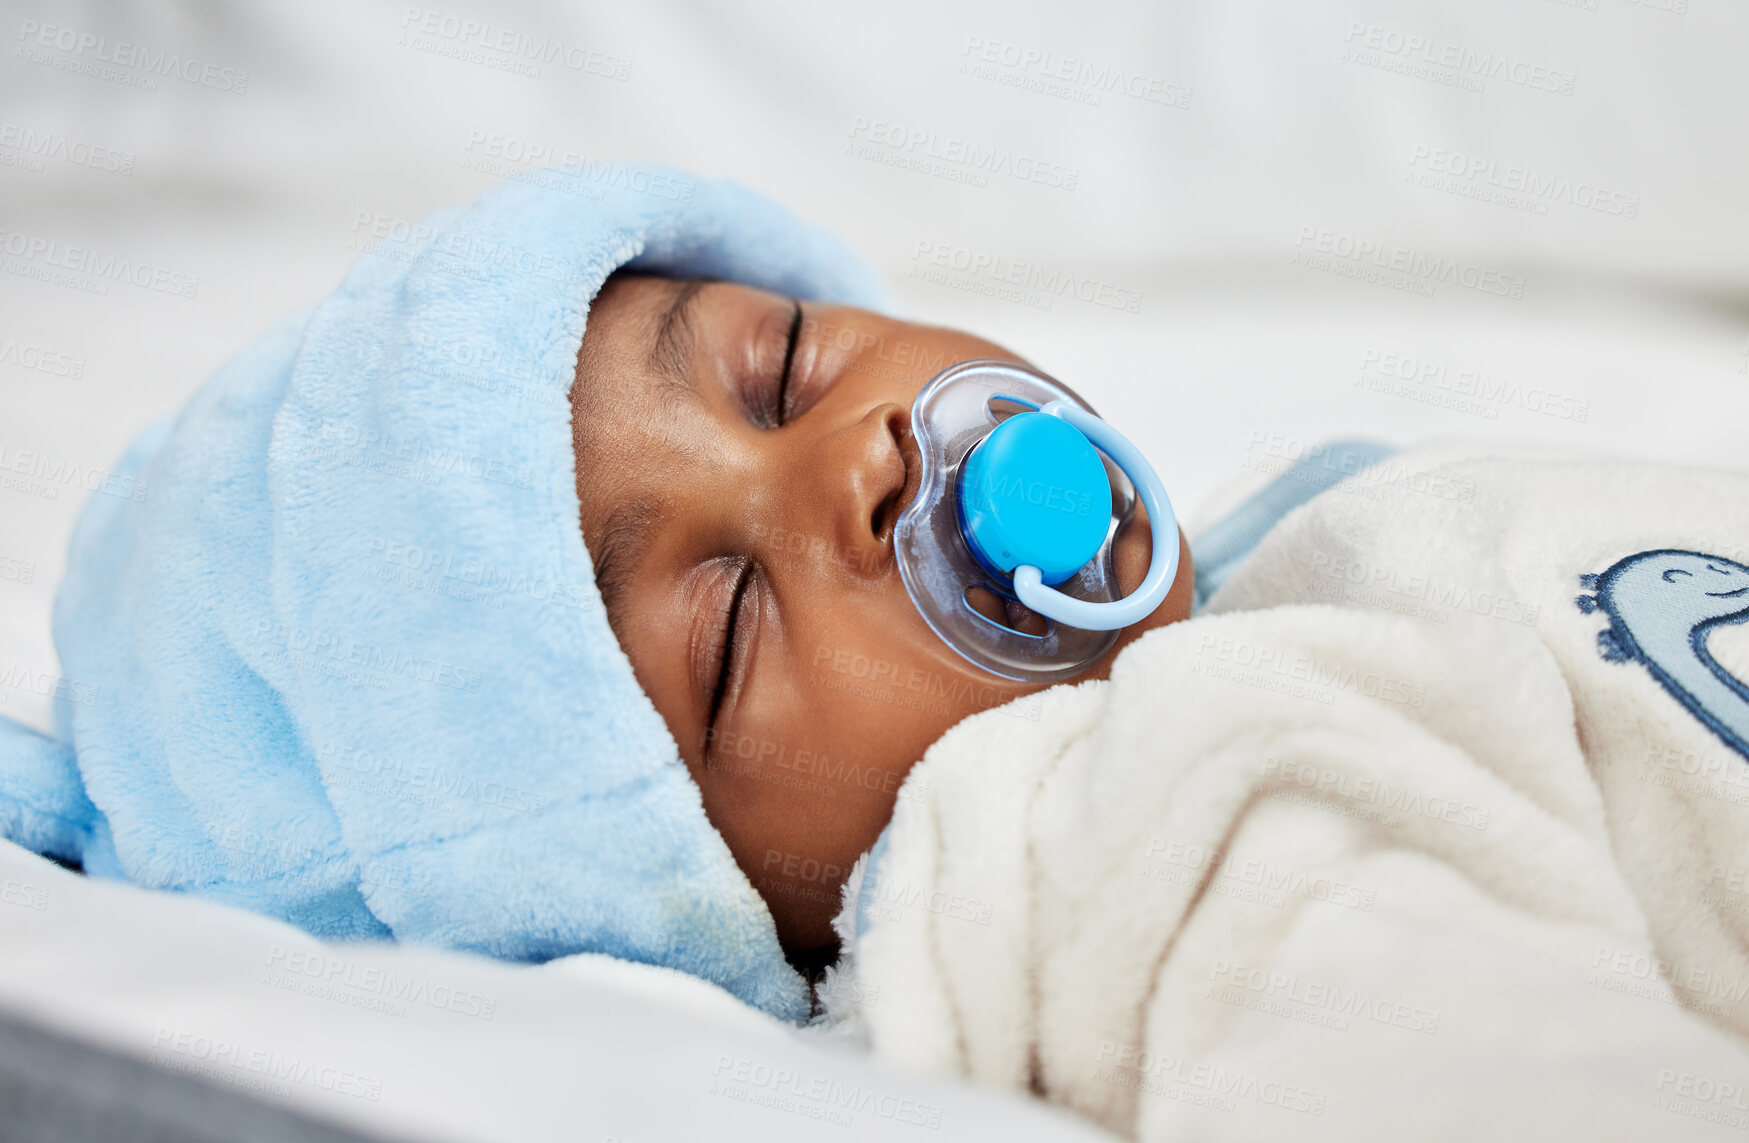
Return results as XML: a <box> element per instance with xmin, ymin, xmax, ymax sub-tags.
<box><xmin>822</xmin><ymin>402</ymin><xmax>911</xmax><ymax>573</ymax></box>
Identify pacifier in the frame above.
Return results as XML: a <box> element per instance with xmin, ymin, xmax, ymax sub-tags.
<box><xmin>893</xmin><ymin>359</ymin><xmax>1179</xmax><ymax>683</ymax></box>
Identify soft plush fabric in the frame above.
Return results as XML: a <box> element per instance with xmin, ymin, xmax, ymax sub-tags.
<box><xmin>0</xmin><ymin>162</ymin><xmax>897</xmax><ymax>1022</ymax></box>
<box><xmin>822</xmin><ymin>446</ymin><xmax>1749</xmax><ymax>1139</ymax></box>
<box><xmin>1188</xmin><ymin>439</ymin><xmax>1394</xmax><ymax>610</ymax></box>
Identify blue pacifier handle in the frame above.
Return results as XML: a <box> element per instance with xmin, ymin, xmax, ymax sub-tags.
<box><xmin>1011</xmin><ymin>401</ymin><xmax>1178</xmax><ymax>630</ymax></box>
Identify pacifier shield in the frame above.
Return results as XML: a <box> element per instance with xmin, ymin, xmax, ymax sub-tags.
<box><xmin>892</xmin><ymin>358</ymin><xmax>1129</xmax><ymax>682</ymax></box>
<box><xmin>957</xmin><ymin>412</ymin><xmax>1113</xmax><ymax>585</ymax></box>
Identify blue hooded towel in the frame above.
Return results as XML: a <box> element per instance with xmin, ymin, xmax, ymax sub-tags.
<box><xmin>0</xmin><ymin>163</ymin><xmax>897</xmax><ymax>1023</ymax></box>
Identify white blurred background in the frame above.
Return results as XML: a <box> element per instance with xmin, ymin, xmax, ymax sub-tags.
<box><xmin>4</xmin><ymin>0</ymin><xmax>1748</xmax><ymax>723</ymax></box>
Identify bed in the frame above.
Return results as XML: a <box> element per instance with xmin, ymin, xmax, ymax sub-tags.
<box><xmin>3</xmin><ymin>0</ymin><xmax>1745</xmax><ymax>1138</ymax></box>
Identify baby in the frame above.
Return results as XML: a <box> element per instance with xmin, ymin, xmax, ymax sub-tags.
<box><xmin>568</xmin><ymin>271</ymin><xmax>1194</xmax><ymax>963</ymax></box>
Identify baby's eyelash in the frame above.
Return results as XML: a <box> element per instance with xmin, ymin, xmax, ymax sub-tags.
<box><xmin>707</xmin><ymin>558</ymin><xmax>754</xmax><ymax>733</ymax></box>
<box><xmin>775</xmin><ymin>300</ymin><xmax>802</xmax><ymax>425</ymax></box>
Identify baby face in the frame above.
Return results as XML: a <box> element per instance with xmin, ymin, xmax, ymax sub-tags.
<box><xmin>570</xmin><ymin>272</ymin><xmax>1193</xmax><ymax>960</ymax></box>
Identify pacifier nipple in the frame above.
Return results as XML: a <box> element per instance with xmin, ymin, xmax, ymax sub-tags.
<box><xmin>963</xmin><ymin>585</ymin><xmax>1050</xmax><ymax>636</ymax></box>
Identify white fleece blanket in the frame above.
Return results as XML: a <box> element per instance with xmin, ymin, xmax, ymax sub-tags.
<box><xmin>822</xmin><ymin>446</ymin><xmax>1749</xmax><ymax>1141</ymax></box>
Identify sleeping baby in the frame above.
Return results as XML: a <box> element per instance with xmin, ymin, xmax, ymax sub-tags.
<box><xmin>2</xmin><ymin>162</ymin><xmax>1746</xmax><ymax>1141</ymax></box>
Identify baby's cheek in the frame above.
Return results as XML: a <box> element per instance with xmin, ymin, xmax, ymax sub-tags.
<box><xmin>1112</xmin><ymin>503</ymin><xmax>1156</xmax><ymax>597</ymax></box>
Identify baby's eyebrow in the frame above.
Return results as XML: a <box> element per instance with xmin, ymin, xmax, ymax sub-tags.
<box><xmin>647</xmin><ymin>278</ymin><xmax>708</xmax><ymax>403</ymax></box>
<box><xmin>593</xmin><ymin>491</ymin><xmax>663</xmax><ymax>635</ymax></box>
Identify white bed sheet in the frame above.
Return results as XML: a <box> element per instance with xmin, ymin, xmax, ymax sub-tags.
<box><xmin>0</xmin><ymin>839</ymin><xmax>1116</xmax><ymax>1141</ymax></box>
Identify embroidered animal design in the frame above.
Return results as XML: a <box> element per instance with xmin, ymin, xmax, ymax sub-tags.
<box><xmin>1576</xmin><ymin>550</ymin><xmax>1749</xmax><ymax>762</ymax></box>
